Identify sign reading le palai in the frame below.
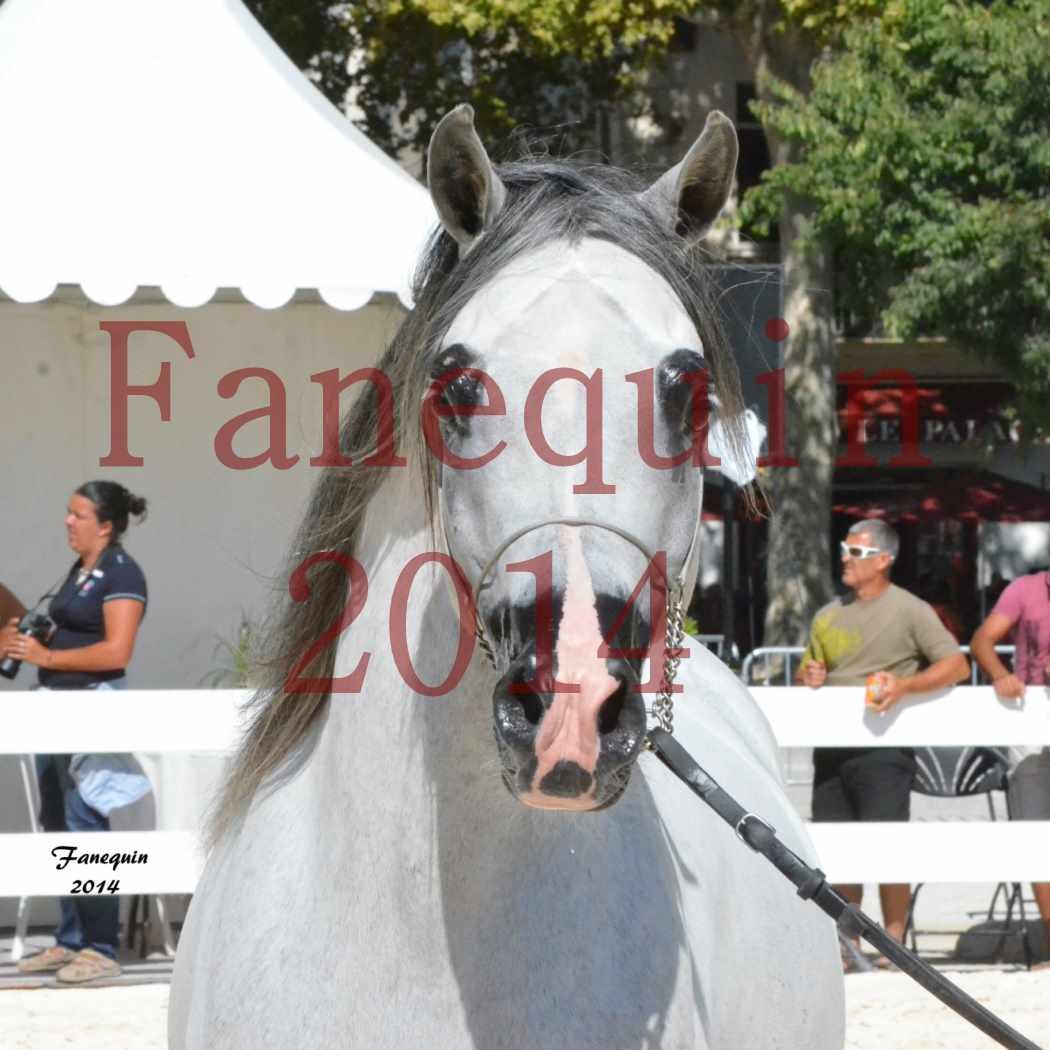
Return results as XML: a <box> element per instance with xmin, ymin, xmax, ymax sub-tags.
<box><xmin>844</xmin><ymin>415</ymin><xmax>1020</xmax><ymax>447</ymax></box>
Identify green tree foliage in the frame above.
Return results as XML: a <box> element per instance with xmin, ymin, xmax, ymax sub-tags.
<box><xmin>398</xmin><ymin>0</ymin><xmax>688</xmax><ymax>59</ymax></box>
<box><xmin>247</xmin><ymin>1</ymin><xmax>702</xmax><ymax>159</ymax></box>
<box><xmin>776</xmin><ymin>0</ymin><xmax>884</xmax><ymax>41</ymax></box>
<box><xmin>343</xmin><ymin>1</ymin><xmax>701</xmax><ymax>158</ymax></box>
<box><xmin>244</xmin><ymin>2</ymin><xmax>882</xmax><ymax>160</ymax></box>
<box><xmin>245</xmin><ymin>1</ymin><xmax>354</xmax><ymax>107</ymax></box>
<box><xmin>744</xmin><ymin>0</ymin><xmax>1050</xmax><ymax>424</ymax></box>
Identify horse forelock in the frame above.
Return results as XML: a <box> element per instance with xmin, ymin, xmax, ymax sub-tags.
<box><xmin>209</xmin><ymin>153</ymin><xmax>752</xmax><ymax>846</ymax></box>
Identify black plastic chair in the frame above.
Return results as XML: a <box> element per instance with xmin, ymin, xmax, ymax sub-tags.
<box><xmin>904</xmin><ymin>746</ymin><xmax>1031</xmax><ymax>967</ymax></box>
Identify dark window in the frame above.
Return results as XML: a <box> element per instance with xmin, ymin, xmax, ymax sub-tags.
<box><xmin>670</xmin><ymin>17</ymin><xmax>698</xmax><ymax>53</ymax></box>
<box><xmin>735</xmin><ymin>82</ymin><xmax>776</xmax><ymax>242</ymax></box>
<box><xmin>736</xmin><ymin>83</ymin><xmax>759</xmax><ymax>125</ymax></box>
<box><xmin>737</xmin><ymin>127</ymin><xmax>771</xmax><ymax>196</ymax></box>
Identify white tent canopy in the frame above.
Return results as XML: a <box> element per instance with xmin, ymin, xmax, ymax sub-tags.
<box><xmin>0</xmin><ymin>0</ymin><xmax>436</xmax><ymax>309</ymax></box>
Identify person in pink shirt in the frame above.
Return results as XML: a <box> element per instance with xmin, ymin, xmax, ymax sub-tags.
<box><xmin>971</xmin><ymin>569</ymin><xmax>1050</xmax><ymax>968</ymax></box>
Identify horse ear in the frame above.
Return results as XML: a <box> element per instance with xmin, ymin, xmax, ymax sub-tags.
<box><xmin>427</xmin><ymin>104</ymin><xmax>507</xmax><ymax>253</ymax></box>
<box><xmin>640</xmin><ymin>110</ymin><xmax>738</xmax><ymax>242</ymax></box>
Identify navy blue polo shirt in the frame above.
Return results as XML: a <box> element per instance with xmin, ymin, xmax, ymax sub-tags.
<box><xmin>39</xmin><ymin>545</ymin><xmax>148</xmax><ymax>689</ymax></box>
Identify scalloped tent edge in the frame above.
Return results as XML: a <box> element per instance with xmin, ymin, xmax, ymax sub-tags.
<box><xmin>0</xmin><ymin>280</ymin><xmax>414</xmax><ymax>313</ymax></box>
<box><xmin>0</xmin><ymin>0</ymin><xmax>435</xmax><ymax>313</ymax></box>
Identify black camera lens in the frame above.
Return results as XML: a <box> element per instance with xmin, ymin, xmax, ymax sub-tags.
<box><xmin>0</xmin><ymin>612</ymin><xmax>53</xmax><ymax>680</ymax></box>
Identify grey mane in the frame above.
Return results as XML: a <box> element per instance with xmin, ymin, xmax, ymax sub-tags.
<box><xmin>208</xmin><ymin>155</ymin><xmax>751</xmax><ymax>845</ymax></box>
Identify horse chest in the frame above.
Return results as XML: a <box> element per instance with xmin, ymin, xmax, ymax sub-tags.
<box><xmin>177</xmin><ymin>760</ymin><xmax>717</xmax><ymax>1048</ymax></box>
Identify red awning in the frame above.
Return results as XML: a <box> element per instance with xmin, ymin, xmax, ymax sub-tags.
<box><xmin>833</xmin><ymin>473</ymin><xmax>1050</xmax><ymax>524</ymax></box>
<box><xmin>836</xmin><ymin>381</ymin><xmax>1013</xmax><ymax>422</ymax></box>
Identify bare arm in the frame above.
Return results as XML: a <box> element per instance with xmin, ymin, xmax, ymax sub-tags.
<box><xmin>971</xmin><ymin>612</ymin><xmax>1014</xmax><ymax>681</ymax></box>
<box><xmin>872</xmin><ymin>651</ymin><xmax>970</xmax><ymax>712</ymax></box>
<box><xmin>797</xmin><ymin>628</ymin><xmax>826</xmax><ymax>687</ymax></box>
<box><xmin>17</xmin><ymin>599</ymin><xmax>144</xmax><ymax>672</ymax></box>
<box><xmin>898</xmin><ymin>650</ymin><xmax>970</xmax><ymax>694</ymax></box>
<box><xmin>971</xmin><ymin>612</ymin><xmax>1024</xmax><ymax>700</ymax></box>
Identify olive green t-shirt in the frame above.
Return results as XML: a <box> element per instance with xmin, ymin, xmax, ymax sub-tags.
<box><xmin>802</xmin><ymin>584</ymin><xmax>961</xmax><ymax>686</ymax></box>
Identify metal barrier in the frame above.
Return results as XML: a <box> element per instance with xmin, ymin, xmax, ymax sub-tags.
<box><xmin>740</xmin><ymin>647</ymin><xmax>805</xmax><ymax>686</ymax></box>
<box><xmin>740</xmin><ymin>644</ymin><xmax>1016</xmax><ymax>687</ymax></box>
<box><xmin>693</xmin><ymin>634</ymin><xmax>724</xmax><ymax>657</ymax></box>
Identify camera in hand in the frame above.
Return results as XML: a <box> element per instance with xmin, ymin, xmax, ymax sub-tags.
<box><xmin>0</xmin><ymin>612</ymin><xmax>55</xmax><ymax>680</ymax></box>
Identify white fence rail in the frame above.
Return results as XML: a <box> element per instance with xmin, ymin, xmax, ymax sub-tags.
<box><xmin>751</xmin><ymin>685</ymin><xmax>1050</xmax><ymax>749</ymax></box>
<box><xmin>3</xmin><ymin>687</ymin><xmax>1049</xmax><ymax>905</ymax></box>
<box><xmin>752</xmin><ymin>685</ymin><xmax>1050</xmax><ymax>883</ymax></box>
<box><xmin>805</xmin><ymin>823</ymin><xmax>1050</xmax><ymax>884</ymax></box>
<box><xmin>3</xmin><ymin>688</ymin><xmax>249</xmax><ymax>756</ymax></box>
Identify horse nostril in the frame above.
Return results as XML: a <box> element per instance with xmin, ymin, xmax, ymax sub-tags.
<box><xmin>598</xmin><ymin>660</ymin><xmax>647</xmax><ymax>755</ymax></box>
<box><xmin>508</xmin><ymin>652</ymin><xmax>546</xmax><ymax>725</ymax></box>
<box><xmin>516</xmin><ymin>683</ymin><xmax>545</xmax><ymax>726</ymax></box>
<box><xmin>598</xmin><ymin>678</ymin><xmax>627</xmax><ymax>735</ymax></box>
<box><xmin>493</xmin><ymin>648</ymin><xmax>550</xmax><ymax>746</ymax></box>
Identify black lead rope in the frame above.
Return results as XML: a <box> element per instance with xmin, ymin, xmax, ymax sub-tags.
<box><xmin>647</xmin><ymin>729</ymin><xmax>1045</xmax><ymax>1050</ymax></box>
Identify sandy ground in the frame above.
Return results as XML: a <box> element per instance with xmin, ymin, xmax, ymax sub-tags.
<box><xmin>0</xmin><ymin>985</ymin><xmax>169</xmax><ymax>1049</ymax></box>
<box><xmin>845</xmin><ymin>970</ymin><xmax>1049</xmax><ymax>1048</ymax></box>
<box><xmin>1</xmin><ymin>972</ymin><xmax>1048</xmax><ymax>1049</ymax></box>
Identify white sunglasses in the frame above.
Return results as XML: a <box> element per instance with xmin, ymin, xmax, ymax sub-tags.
<box><xmin>840</xmin><ymin>541</ymin><xmax>883</xmax><ymax>560</ymax></box>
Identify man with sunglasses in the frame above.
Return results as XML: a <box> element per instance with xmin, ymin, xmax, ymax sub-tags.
<box><xmin>971</xmin><ymin>566</ymin><xmax>1050</xmax><ymax>968</ymax></box>
<box><xmin>801</xmin><ymin>519</ymin><xmax>969</xmax><ymax>963</ymax></box>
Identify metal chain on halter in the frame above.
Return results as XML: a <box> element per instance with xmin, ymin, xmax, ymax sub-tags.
<box><xmin>648</xmin><ymin>588</ymin><xmax>684</xmax><ymax>738</ymax></box>
<box><xmin>474</xmin><ymin>609</ymin><xmax>498</xmax><ymax>671</ymax></box>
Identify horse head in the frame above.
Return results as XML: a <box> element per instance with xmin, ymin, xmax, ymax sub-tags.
<box><xmin>424</xmin><ymin>105</ymin><xmax>761</xmax><ymax>812</ymax></box>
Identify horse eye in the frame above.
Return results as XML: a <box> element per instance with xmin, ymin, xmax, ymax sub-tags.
<box><xmin>439</xmin><ymin>370</ymin><xmax>481</xmax><ymax>406</ymax></box>
<box><xmin>429</xmin><ymin>345</ymin><xmax>480</xmax><ymax>407</ymax></box>
<box><xmin>658</xmin><ymin>350</ymin><xmax>711</xmax><ymax>433</ymax></box>
<box><xmin>659</xmin><ymin>350</ymin><xmax>709</xmax><ymax>390</ymax></box>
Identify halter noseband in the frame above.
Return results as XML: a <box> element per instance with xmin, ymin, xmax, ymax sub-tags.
<box><xmin>461</xmin><ymin>515</ymin><xmax>699</xmax><ymax>737</ymax></box>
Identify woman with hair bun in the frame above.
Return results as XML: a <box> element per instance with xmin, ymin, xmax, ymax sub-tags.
<box><xmin>0</xmin><ymin>480</ymin><xmax>150</xmax><ymax>984</ymax></box>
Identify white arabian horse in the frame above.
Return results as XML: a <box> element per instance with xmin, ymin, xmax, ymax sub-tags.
<box><xmin>170</xmin><ymin>106</ymin><xmax>844</xmax><ymax>1049</ymax></box>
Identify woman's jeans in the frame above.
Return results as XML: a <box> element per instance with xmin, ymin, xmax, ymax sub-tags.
<box><xmin>36</xmin><ymin>679</ymin><xmax>127</xmax><ymax>959</ymax></box>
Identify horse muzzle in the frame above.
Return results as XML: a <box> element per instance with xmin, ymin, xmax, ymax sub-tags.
<box><xmin>492</xmin><ymin>647</ymin><xmax>647</xmax><ymax>811</ymax></box>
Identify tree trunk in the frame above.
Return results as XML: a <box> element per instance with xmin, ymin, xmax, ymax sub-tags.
<box><xmin>763</xmin><ymin>196</ymin><xmax>837</xmax><ymax>646</ymax></box>
<box><xmin>735</xmin><ymin>10</ymin><xmax>838</xmax><ymax>647</ymax></box>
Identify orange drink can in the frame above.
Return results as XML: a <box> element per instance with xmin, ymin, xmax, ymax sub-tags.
<box><xmin>865</xmin><ymin>673</ymin><xmax>884</xmax><ymax>706</ymax></box>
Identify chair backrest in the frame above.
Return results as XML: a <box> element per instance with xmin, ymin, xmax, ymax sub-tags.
<box><xmin>913</xmin><ymin>746</ymin><xmax>1010</xmax><ymax>797</ymax></box>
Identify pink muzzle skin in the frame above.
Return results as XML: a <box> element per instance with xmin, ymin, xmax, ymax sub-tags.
<box><xmin>516</xmin><ymin>526</ymin><xmax>619</xmax><ymax>808</ymax></box>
